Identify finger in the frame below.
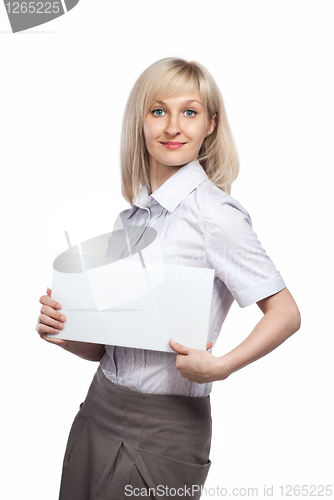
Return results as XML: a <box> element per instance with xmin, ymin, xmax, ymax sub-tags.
<box><xmin>39</xmin><ymin>294</ymin><xmax>62</xmax><ymax>311</ymax></box>
<box><xmin>39</xmin><ymin>304</ymin><xmax>66</xmax><ymax>322</ymax></box>
<box><xmin>206</xmin><ymin>342</ymin><xmax>213</xmax><ymax>350</ymax></box>
<box><xmin>38</xmin><ymin>313</ymin><xmax>65</xmax><ymax>331</ymax></box>
<box><xmin>36</xmin><ymin>322</ymin><xmax>61</xmax><ymax>336</ymax></box>
<box><xmin>169</xmin><ymin>339</ymin><xmax>190</xmax><ymax>355</ymax></box>
<box><xmin>39</xmin><ymin>330</ymin><xmax>67</xmax><ymax>347</ymax></box>
<box><xmin>175</xmin><ymin>355</ymin><xmax>188</xmax><ymax>373</ymax></box>
<box><xmin>47</xmin><ymin>287</ymin><xmax>51</xmax><ymax>297</ymax></box>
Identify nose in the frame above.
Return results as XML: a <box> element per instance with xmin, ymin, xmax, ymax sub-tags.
<box><xmin>166</xmin><ymin>113</ymin><xmax>181</xmax><ymax>137</ymax></box>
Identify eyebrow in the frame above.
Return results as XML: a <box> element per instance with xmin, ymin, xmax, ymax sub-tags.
<box><xmin>154</xmin><ymin>99</ymin><xmax>203</xmax><ymax>107</ymax></box>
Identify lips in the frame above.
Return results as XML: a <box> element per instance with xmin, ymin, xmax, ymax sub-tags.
<box><xmin>160</xmin><ymin>141</ymin><xmax>186</xmax><ymax>149</ymax></box>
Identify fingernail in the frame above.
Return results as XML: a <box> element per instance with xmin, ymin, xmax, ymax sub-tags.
<box><xmin>60</xmin><ymin>316</ymin><xmax>66</xmax><ymax>321</ymax></box>
<box><xmin>58</xmin><ymin>323</ymin><xmax>64</xmax><ymax>329</ymax></box>
<box><xmin>56</xmin><ymin>304</ymin><xmax>62</xmax><ymax>309</ymax></box>
<box><xmin>169</xmin><ymin>338</ymin><xmax>176</xmax><ymax>346</ymax></box>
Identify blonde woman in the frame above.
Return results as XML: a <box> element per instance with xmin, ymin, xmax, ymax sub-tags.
<box><xmin>36</xmin><ymin>57</ymin><xmax>301</xmax><ymax>500</ymax></box>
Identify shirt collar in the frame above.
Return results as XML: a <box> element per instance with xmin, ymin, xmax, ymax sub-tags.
<box><xmin>127</xmin><ymin>160</ymin><xmax>208</xmax><ymax>219</ymax></box>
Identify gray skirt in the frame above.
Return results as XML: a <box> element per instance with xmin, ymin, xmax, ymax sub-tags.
<box><xmin>58</xmin><ymin>366</ymin><xmax>212</xmax><ymax>500</ymax></box>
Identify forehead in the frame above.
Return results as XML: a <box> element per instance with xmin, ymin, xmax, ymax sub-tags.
<box><xmin>152</xmin><ymin>89</ymin><xmax>203</xmax><ymax>106</ymax></box>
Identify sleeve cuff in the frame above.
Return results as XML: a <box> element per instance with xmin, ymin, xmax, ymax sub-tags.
<box><xmin>233</xmin><ymin>272</ymin><xmax>286</xmax><ymax>308</ymax></box>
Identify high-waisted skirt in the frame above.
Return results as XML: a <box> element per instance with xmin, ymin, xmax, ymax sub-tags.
<box><xmin>58</xmin><ymin>366</ymin><xmax>212</xmax><ymax>500</ymax></box>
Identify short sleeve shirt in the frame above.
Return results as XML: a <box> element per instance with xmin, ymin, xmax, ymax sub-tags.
<box><xmin>100</xmin><ymin>160</ymin><xmax>286</xmax><ymax>396</ymax></box>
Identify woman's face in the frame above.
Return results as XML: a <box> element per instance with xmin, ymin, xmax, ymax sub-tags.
<box><xmin>143</xmin><ymin>89</ymin><xmax>216</xmax><ymax>171</ymax></box>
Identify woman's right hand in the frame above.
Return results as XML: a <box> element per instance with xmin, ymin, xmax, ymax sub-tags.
<box><xmin>36</xmin><ymin>287</ymin><xmax>68</xmax><ymax>347</ymax></box>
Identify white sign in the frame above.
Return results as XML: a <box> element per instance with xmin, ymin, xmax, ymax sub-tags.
<box><xmin>47</xmin><ymin>230</ymin><xmax>214</xmax><ymax>352</ymax></box>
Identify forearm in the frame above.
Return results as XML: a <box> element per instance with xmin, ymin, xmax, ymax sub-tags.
<box><xmin>61</xmin><ymin>341</ymin><xmax>106</xmax><ymax>362</ymax></box>
<box><xmin>218</xmin><ymin>306</ymin><xmax>301</xmax><ymax>379</ymax></box>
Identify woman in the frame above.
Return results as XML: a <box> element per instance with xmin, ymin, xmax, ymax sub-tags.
<box><xmin>36</xmin><ymin>57</ymin><xmax>301</xmax><ymax>499</ymax></box>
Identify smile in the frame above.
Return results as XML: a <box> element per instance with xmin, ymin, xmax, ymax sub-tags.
<box><xmin>160</xmin><ymin>142</ymin><xmax>186</xmax><ymax>150</ymax></box>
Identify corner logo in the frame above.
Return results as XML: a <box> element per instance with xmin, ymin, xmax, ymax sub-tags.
<box><xmin>3</xmin><ymin>0</ymin><xmax>80</xmax><ymax>33</ymax></box>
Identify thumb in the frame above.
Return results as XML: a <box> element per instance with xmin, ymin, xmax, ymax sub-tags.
<box><xmin>169</xmin><ymin>339</ymin><xmax>190</xmax><ymax>355</ymax></box>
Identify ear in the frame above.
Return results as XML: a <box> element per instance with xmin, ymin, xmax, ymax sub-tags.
<box><xmin>208</xmin><ymin>113</ymin><xmax>218</xmax><ymax>135</ymax></box>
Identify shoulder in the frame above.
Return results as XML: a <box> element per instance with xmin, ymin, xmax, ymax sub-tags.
<box><xmin>197</xmin><ymin>179</ymin><xmax>252</xmax><ymax>227</ymax></box>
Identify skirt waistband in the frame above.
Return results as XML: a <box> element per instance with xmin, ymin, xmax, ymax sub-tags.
<box><xmin>82</xmin><ymin>365</ymin><xmax>210</xmax><ymax>420</ymax></box>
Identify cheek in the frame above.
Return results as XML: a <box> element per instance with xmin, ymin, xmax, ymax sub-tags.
<box><xmin>143</xmin><ymin>123</ymin><xmax>154</xmax><ymax>153</ymax></box>
<box><xmin>184</xmin><ymin>121</ymin><xmax>207</xmax><ymax>142</ymax></box>
<box><xmin>143</xmin><ymin>118</ymin><xmax>163</xmax><ymax>142</ymax></box>
<box><xmin>143</xmin><ymin>121</ymin><xmax>150</xmax><ymax>142</ymax></box>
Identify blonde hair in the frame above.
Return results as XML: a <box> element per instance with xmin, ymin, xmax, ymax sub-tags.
<box><xmin>120</xmin><ymin>57</ymin><xmax>240</xmax><ymax>205</ymax></box>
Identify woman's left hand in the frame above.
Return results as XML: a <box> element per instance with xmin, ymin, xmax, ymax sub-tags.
<box><xmin>169</xmin><ymin>339</ymin><xmax>227</xmax><ymax>384</ymax></box>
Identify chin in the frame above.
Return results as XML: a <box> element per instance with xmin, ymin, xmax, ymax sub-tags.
<box><xmin>160</xmin><ymin>154</ymin><xmax>195</xmax><ymax>167</ymax></box>
<box><xmin>164</xmin><ymin>160</ymin><xmax>191</xmax><ymax>167</ymax></box>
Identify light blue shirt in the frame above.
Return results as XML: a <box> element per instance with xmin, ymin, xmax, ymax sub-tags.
<box><xmin>100</xmin><ymin>160</ymin><xmax>285</xmax><ymax>396</ymax></box>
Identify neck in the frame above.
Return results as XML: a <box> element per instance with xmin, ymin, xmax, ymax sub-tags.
<box><xmin>149</xmin><ymin>161</ymin><xmax>186</xmax><ymax>194</ymax></box>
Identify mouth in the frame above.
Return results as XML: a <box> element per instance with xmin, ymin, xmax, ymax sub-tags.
<box><xmin>160</xmin><ymin>141</ymin><xmax>186</xmax><ymax>150</ymax></box>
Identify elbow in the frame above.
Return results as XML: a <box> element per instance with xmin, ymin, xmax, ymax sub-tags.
<box><xmin>91</xmin><ymin>344</ymin><xmax>106</xmax><ymax>362</ymax></box>
<box><xmin>281</xmin><ymin>288</ymin><xmax>302</xmax><ymax>335</ymax></box>
<box><xmin>296</xmin><ymin>308</ymin><xmax>302</xmax><ymax>333</ymax></box>
<box><xmin>289</xmin><ymin>304</ymin><xmax>301</xmax><ymax>335</ymax></box>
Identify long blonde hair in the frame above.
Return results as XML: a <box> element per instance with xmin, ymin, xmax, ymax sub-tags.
<box><xmin>120</xmin><ymin>57</ymin><xmax>239</xmax><ymax>205</ymax></box>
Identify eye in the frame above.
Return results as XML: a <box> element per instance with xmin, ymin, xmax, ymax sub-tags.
<box><xmin>151</xmin><ymin>108</ymin><xmax>166</xmax><ymax>117</ymax></box>
<box><xmin>183</xmin><ymin>109</ymin><xmax>197</xmax><ymax>117</ymax></box>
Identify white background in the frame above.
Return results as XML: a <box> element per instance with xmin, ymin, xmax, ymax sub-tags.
<box><xmin>1</xmin><ymin>1</ymin><xmax>333</xmax><ymax>498</ymax></box>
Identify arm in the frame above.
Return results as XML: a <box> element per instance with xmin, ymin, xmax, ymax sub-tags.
<box><xmin>217</xmin><ymin>287</ymin><xmax>301</xmax><ymax>378</ymax></box>
<box><xmin>169</xmin><ymin>287</ymin><xmax>301</xmax><ymax>383</ymax></box>
<box><xmin>36</xmin><ymin>288</ymin><xmax>106</xmax><ymax>362</ymax></box>
<box><xmin>61</xmin><ymin>341</ymin><xmax>106</xmax><ymax>362</ymax></box>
